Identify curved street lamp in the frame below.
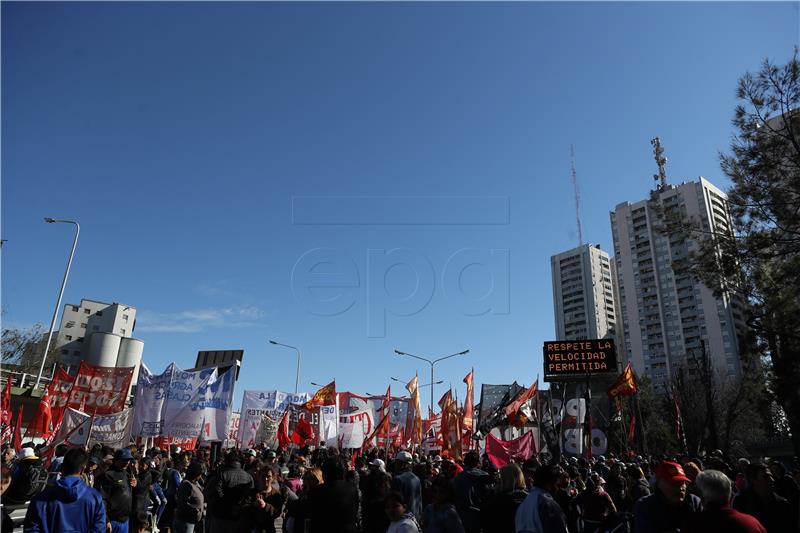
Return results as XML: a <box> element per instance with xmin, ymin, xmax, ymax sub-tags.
<box><xmin>394</xmin><ymin>349</ymin><xmax>469</xmax><ymax>414</ymax></box>
<box><xmin>269</xmin><ymin>340</ymin><xmax>301</xmax><ymax>393</ymax></box>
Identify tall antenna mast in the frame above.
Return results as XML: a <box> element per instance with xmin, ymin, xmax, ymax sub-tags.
<box><xmin>570</xmin><ymin>144</ymin><xmax>583</xmax><ymax>246</ymax></box>
<box><xmin>650</xmin><ymin>136</ymin><xmax>668</xmax><ymax>190</ymax></box>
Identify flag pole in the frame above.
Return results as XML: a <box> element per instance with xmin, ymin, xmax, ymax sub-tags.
<box><xmin>535</xmin><ymin>375</ymin><xmax>541</xmax><ymax>458</ymax></box>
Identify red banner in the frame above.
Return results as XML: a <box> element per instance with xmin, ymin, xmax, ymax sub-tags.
<box><xmin>485</xmin><ymin>432</ymin><xmax>535</xmax><ymax>468</ymax></box>
<box><xmin>46</xmin><ymin>368</ymin><xmax>77</xmax><ymax>421</ymax></box>
<box><xmin>68</xmin><ymin>362</ymin><xmax>134</xmax><ymax>415</ymax></box>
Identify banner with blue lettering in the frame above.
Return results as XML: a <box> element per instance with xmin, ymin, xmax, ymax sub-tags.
<box><xmin>133</xmin><ymin>363</ymin><xmax>236</xmax><ymax>440</ymax></box>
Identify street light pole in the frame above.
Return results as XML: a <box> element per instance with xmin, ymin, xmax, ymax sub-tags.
<box><xmin>269</xmin><ymin>340</ymin><xmax>301</xmax><ymax>393</ymax></box>
<box><xmin>390</xmin><ymin>376</ymin><xmax>444</xmax><ymax>389</ymax></box>
<box><xmin>394</xmin><ymin>349</ymin><xmax>469</xmax><ymax>415</ymax></box>
<box><xmin>34</xmin><ymin>218</ymin><xmax>80</xmax><ymax>391</ymax></box>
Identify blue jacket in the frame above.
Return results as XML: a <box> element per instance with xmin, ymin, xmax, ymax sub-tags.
<box><xmin>23</xmin><ymin>475</ymin><xmax>107</xmax><ymax>533</ymax></box>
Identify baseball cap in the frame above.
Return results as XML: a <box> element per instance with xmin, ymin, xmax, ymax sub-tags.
<box><xmin>395</xmin><ymin>451</ymin><xmax>413</xmax><ymax>463</ymax></box>
<box><xmin>18</xmin><ymin>447</ymin><xmax>38</xmax><ymax>460</ymax></box>
<box><xmin>370</xmin><ymin>458</ymin><xmax>386</xmax><ymax>470</ymax></box>
<box><xmin>247</xmin><ymin>449</ymin><xmax>257</xmax><ymax>457</ymax></box>
<box><xmin>655</xmin><ymin>461</ymin><xmax>690</xmax><ymax>484</ymax></box>
<box><xmin>114</xmin><ymin>448</ymin><xmax>134</xmax><ymax>461</ymax></box>
<box><xmin>265</xmin><ymin>450</ymin><xmax>277</xmax><ymax>459</ymax></box>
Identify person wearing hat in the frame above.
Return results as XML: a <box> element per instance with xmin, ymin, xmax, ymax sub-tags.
<box><xmin>173</xmin><ymin>462</ymin><xmax>205</xmax><ymax>533</ymax></box>
<box><xmin>5</xmin><ymin>447</ymin><xmax>48</xmax><ymax>505</ymax></box>
<box><xmin>96</xmin><ymin>448</ymin><xmax>137</xmax><ymax>533</ymax></box>
<box><xmin>633</xmin><ymin>461</ymin><xmax>701</xmax><ymax>533</ymax></box>
<box><xmin>391</xmin><ymin>450</ymin><xmax>422</xmax><ymax>521</ymax></box>
<box><xmin>452</xmin><ymin>451</ymin><xmax>491</xmax><ymax>533</ymax></box>
<box><xmin>23</xmin><ymin>448</ymin><xmax>107</xmax><ymax>533</ymax></box>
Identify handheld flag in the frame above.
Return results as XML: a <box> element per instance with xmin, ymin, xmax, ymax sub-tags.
<box><xmin>463</xmin><ymin>369</ymin><xmax>474</xmax><ymax>431</ymax></box>
<box><xmin>608</xmin><ymin>363</ymin><xmax>637</xmax><ymax>398</ymax></box>
<box><xmin>406</xmin><ymin>374</ymin><xmax>422</xmax><ymax>445</ymax></box>
<box><xmin>13</xmin><ymin>406</ymin><xmax>23</xmax><ymax>450</ymax></box>
<box><xmin>303</xmin><ymin>381</ymin><xmax>336</xmax><ymax>410</ymax></box>
<box><xmin>505</xmin><ymin>379</ymin><xmax>538</xmax><ymax>427</ymax></box>
<box><xmin>277</xmin><ymin>410</ymin><xmax>291</xmax><ymax>449</ymax></box>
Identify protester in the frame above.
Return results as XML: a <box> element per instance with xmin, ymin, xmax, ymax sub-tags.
<box><xmin>422</xmin><ymin>475</ymin><xmax>466</xmax><ymax>533</ymax></box>
<box><xmin>245</xmin><ymin>464</ymin><xmax>286</xmax><ymax>533</ymax></box>
<box><xmin>633</xmin><ymin>461</ymin><xmax>702</xmax><ymax>533</ymax></box>
<box><xmin>686</xmin><ymin>469</ymin><xmax>766</xmax><ymax>533</ymax></box>
<box><xmin>23</xmin><ymin>448</ymin><xmax>107</xmax><ymax>533</ymax></box>
<box><xmin>480</xmin><ymin>462</ymin><xmax>528</xmax><ymax>533</ymax></box>
<box><xmin>733</xmin><ymin>462</ymin><xmax>795</xmax><ymax>533</ymax></box>
<box><xmin>625</xmin><ymin>465</ymin><xmax>650</xmax><ymax>510</ymax></box>
<box><xmin>5</xmin><ymin>447</ymin><xmax>48</xmax><ymax>505</ymax></box>
<box><xmin>452</xmin><ymin>451</ymin><xmax>491</xmax><ymax>533</ymax></box>
<box><xmin>362</xmin><ymin>467</ymin><xmax>392</xmax><ymax>533</ymax></box>
<box><xmin>393</xmin><ymin>451</ymin><xmax>424</xmax><ymax>521</ymax></box>
<box><xmin>386</xmin><ymin>490</ymin><xmax>422</xmax><ymax>533</ymax></box>
<box><xmin>514</xmin><ymin>464</ymin><xmax>568</xmax><ymax>533</ymax></box>
<box><xmin>307</xmin><ymin>457</ymin><xmax>359</xmax><ymax>533</ymax></box>
<box><xmin>284</xmin><ymin>466</ymin><xmax>323</xmax><ymax>533</ymax></box>
<box><xmin>96</xmin><ymin>448</ymin><xmax>137</xmax><ymax>533</ymax></box>
<box><xmin>205</xmin><ymin>451</ymin><xmax>254</xmax><ymax>533</ymax></box>
<box><xmin>173</xmin><ymin>462</ymin><xmax>205</xmax><ymax>533</ymax></box>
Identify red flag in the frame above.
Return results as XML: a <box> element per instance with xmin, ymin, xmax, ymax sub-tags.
<box><xmin>12</xmin><ymin>406</ymin><xmax>23</xmax><ymax>450</ymax></box>
<box><xmin>608</xmin><ymin>363</ymin><xmax>638</xmax><ymax>398</ymax></box>
<box><xmin>303</xmin><ymin>381</ymin><xmax>336</xmax><ymax>410</ymax></box>
<box><xmin>1</xmin><ymin>377</ymin><xmax>12</xmax><ymax>425</ymax></box>
<box><xmin>463</xmin><ymin>369</ymin><xmax>474</xmax><ymax>431</ymax></box>
<box><xmin>362</xmin><ymin>413</ymin><xmax>390</xmax><ymax>450</ymax></box>
<box><xmin>505</xmin><ymin>379</ymin><xmax>538</xmax><ymax>427</ymax></box>
<box><xmin>406</xmin><ymin>375</ymin><xmax>422</xmax><ymax>446</ymax></box>
<box><xmin>382</xmin><ymin>385</ymin><xmax>391</xmax><ymax>416</ymax></box>
<box><xmin>277</xmin><ymin>410</ymin><xmax>291</xmax><ymax>449</ymax></box>
<box><xmin>27</xmin><ymin>390</ymin><xmax>54</xmax><ymax>439</ymax></box>
<box><xmin>485</xmin><ymin>432</ymin><xmax>535</xmax><ymax>468</ymax></box>
<box><xmin>627</xmin><ymin>412</ymin><xmax>636</xmax><ymax>443</ymax></box>
<box><xmin>291</xmin><ymin>416</ymin><xmax>315</xmax><ymax>445</ymax></box>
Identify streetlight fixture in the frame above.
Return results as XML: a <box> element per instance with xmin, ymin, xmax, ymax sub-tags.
<box><xmin>390</xmin><ymin>376</ymin><xmax>444</xmax><ymax>388</ymax></box>
<box><xmin>394</xmin><ymin>349</ymin><xmax>469</xmax><ymax>415</ymax></box>
<box><xmin>269</xmin><ymin>340</ymin><xmax>301</xmax><ymax>393</ymax></box>
<box><xmin>34</xmin><ymin>218</ymin><xmax>80</xmax><ymax>391</ymax></box>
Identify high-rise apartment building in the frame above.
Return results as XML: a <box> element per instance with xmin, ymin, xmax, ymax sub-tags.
<box><xmin>610</xmin><ymin>177</ymin><xmax>746</xmax><ymax>388</ymax></box>
<box><xmin>550</xmin><ymin>244</ymin><xmax>619</xmax><ymax>341</ymax></box>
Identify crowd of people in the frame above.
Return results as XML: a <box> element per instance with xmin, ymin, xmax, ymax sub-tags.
<box><xmin>1</xmin><ymin>440</ymin><xmax>799</xmax><ymax>533</ymax></box>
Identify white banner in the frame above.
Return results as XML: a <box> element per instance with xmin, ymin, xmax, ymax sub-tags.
<box><xmin>320</xmin><ymin>404</ymin><xmax>338</xmax><ymax>447</ymax></box>
<box><xmin>238</xmin><ymin>390</ymin><xmax>310</xmax><ymax>449</ymax></box>
<box><xmin>133</xmin><ymin>363</ymin><xmax>235</xmax><ymax>440</ymax></box>
<box><xmin>337</xmin><ymin>422</ymin><xmax>365</xmax><ymax>449</ymax></box>
<box><xmin>90</xmin><ymin>408</ymin><xmax>134</xmax><ymax>449</ymax></box>
<box><xmin>53</xmin><ymin>408</ymin><xmax>92</xmax><ymax>448</ymax></box>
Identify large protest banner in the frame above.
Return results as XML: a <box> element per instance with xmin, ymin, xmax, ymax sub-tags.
<box><xmin>51</xmin><ymin>408</ymin><xmax>92</xmax><ymax>448</ymax></box>
<box><xmin>238</xmin><ymin>390</ymin><xmax>311</xmax><ymax>449</ymax></box>
<box><xmin>90</xmin><ymin>408</ymin><xmax>134</xmax><ymax>449</ymax></box>
<box><xmin>46</xmin><ymin>368</ymin><xmax>76</xmax><ymax>421</ymax></box>
<box><xmin>133</xmin><ymin>363</ymin><xmax>236</xmax><ymax>440</ymax></box>
<box><xmin>337</xmin><ymin>392</ymin><xmax>415</xmax><ymax>448</ymax></box>
<box><xmin>69</xmin><ymin>362</ymin><xmax>134</xmax><ymax>415</ymax></box>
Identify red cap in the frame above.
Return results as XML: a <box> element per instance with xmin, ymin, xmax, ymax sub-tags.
<box><xmin>655</xmin><ymin>461</ymin><xmax>690</xmax><ymax>484</ymax></box>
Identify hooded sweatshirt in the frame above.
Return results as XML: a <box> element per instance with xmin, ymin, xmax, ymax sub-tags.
<box><xmin>23</xmin><ymin>475</ymin><xmax>107</xmax><ymax>533</ymax></box>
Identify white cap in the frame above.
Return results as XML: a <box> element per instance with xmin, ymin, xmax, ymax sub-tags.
<box><xmin>395</xmin><ymin>451</ymin><xmax>413</xmax><ymax>463</ymax></box>
<box><xmin>18</xmin><ymin>447</ymin><xmax>37</xmax><ymax>460</ymax></box>
<box><xmin>370</xmin><ymin>458</ymin><xmax>386</xmax><ymax>470</ymax></box>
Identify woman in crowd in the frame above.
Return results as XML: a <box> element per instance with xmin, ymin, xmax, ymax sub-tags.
<box><xmin>479</xmin><ymin>463</ymin><xmax>528</xmax><ymax>533</ymax></box>
<box><xmin>246</xmin><ymin>464</ymin><xmax>286</xmax><ymax>533</ymax></box>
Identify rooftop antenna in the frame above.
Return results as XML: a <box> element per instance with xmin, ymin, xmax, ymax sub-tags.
<box><xmin>650</xmin><ymin>137</ymin><xmax>668</xmax><ymax>190</ymax></box>
<box><xmin>570</xmin><ymin>144</ymin><xmax>583</xmax><ymax>246</ymax></box>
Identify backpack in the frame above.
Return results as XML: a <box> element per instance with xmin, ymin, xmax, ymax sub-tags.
<box><xmin>6</xmin><ymin>462</ymin><xmax>48</xmax><ymax>503</ymax></box>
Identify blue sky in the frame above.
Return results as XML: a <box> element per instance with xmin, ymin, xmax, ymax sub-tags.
<box><xmin>3</xmin><ymin>2</ymin><xmax>798</xmax><ymax>413</ymax></box>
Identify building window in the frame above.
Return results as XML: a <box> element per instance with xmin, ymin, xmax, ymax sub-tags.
<box><xmin>77</xmin><ymin>337</ymin><xmax>84</xmax><ymax>343</ymax></box>
<box><xmin>96</xmin><ymin>311</ymin><xmax>103</xmax><ymax>317</ymax></box>
<box><xmin>84</xmin><ymin>309</ymin><xmax>90</xmax><ymax>314</ymax></box>
<box><xmin>123</xmin><ymin>314</ymin><xmax>129</xmax><ymax>321</ymax></box>
<box><xmin>120</xmin><ymin>329</ymin><xmax>126</xmax><ymax>335</ymax></box>
<box><xmin>72</xmin><ymin>306</ymin><xmax>79</xmax><ymax>312</ymax></box>
<box><xmin>65</xmin><ymin>335</ymin><xmax>72</xmax><ymax>341</ymax></box>
<box><xmin>80</xmin><ymin>323</ymin><xmax>86</xmax><ymax>329</ymax></box>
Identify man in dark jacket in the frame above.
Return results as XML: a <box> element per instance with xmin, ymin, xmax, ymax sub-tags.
<box><xmin>686</xmin><ymin>469</ymin><xmax>766</xmax><ymax>533</ymax></box>
<box><xmin>390</xmin><ymin>451</ymin><xmax>422</xmax><ymax>520</ymax></box>
<box><xmin>205</xmin><ymin>451</ymin><xmax>254</xmax><ymax>533</ymax></box>
<box><xmin>308</xmin><ymin>457</ymin><xmax>360</xmax><ymax>533</ymax></box>
<box><xmin>733</xmin><ymin>463</ymin><xmax>795</xmax><ymax>533</ymax></box>
<box><xmin>633</xmin><ymin>461</ymin><xmax>702</xmax><ymax>533</ymax></box>
<box><xmin>96</xmin><ymin>448</ymin><xmax>136</xmax><ymax>533</ymax></box>
<box><xmin>453</xmin><ymin>451</ymin><xmax>491</xmax><ymax>533</ymax></box>
<box><xmin>23</xmin><ymin>448</ymin><xmax>107</xmax><ymax>533</ymax></box>
<box><xmin>5</xmin><ymin>448</ymin><xmax>48</xmax><ymax>505</ymax></box>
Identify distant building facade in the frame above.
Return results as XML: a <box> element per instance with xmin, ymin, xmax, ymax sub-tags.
<box><xmin>610</xmin><ymin>177</ymin><xmax>746</xmax><ymax>388</ymax></box>
<box><xmin>190</xmin><ymin>349</ymin><xmax>244</xmax><ymax>380</ymax></box>
<box><xmin>550</xmin><ymin>244</ymin><xmax>619</xmax><ymax>341</ymax></box>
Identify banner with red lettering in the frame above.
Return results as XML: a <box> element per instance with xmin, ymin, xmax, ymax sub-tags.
<box><xmin>46</xmin><ymin>368</ymin><xmax>77</xmax><ymax>421</ymax></box>
<box><xmin>485</xmin><ymin>431</ymin><xmax>535</xmax><ymax>467</ymax></box>
<box><xmin>69</xmin><ymin>361</ymin><xmax>134</xmax><ymax>415</ymax></box>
